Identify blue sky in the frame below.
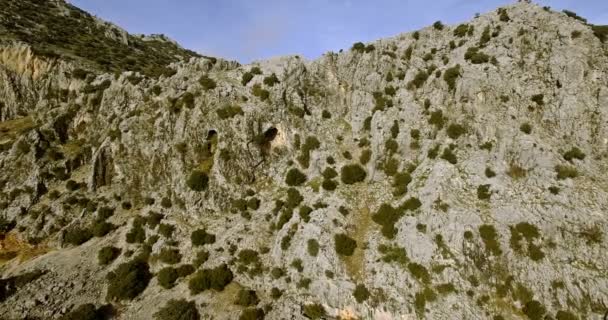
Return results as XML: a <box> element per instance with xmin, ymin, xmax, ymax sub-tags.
<box><xmin>69</xmin><ymin>0</ymin><xmax>607</xmax><ymax>63</ymax></box>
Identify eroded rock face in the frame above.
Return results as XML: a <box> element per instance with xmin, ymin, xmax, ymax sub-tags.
<box><xmin>0</xmin><ymin>1</ymin><xmax>607</xmax><ymax>320</ymax></box>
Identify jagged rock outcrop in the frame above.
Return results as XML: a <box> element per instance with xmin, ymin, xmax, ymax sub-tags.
<box><xmin>0</xmin><ymin>1</ymin><xmax>607</xmax><ymax>320</ymax></box>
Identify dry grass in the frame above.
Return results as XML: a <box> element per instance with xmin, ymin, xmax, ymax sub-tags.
<box><xmin>507</xmin><ymin>162</ymin><xmax>527</xmax><ymax>179</ymax></box>
<box><xmin>0</xmin><ymin>232</ymin><xmax>50</xmax><ymax>265</ymax></box>
<box><xmin>0</xmin><ymin>116</ymin><xmax>36</xmax><ymax>144</ymax></box>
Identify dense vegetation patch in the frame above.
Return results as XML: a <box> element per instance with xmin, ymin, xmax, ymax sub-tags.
<box><xmin>106</xmin><ymin>259</ymin><xmax>152</xmax><ymax>301</ymax></box>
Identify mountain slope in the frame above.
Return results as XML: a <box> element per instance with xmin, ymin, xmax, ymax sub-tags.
<box><xmin>1</xmin><ymin>1</ymin><xmax>607</xmax><ymax>320</ymax></box>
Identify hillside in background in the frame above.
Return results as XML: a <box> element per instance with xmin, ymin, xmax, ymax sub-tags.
<box><xmin>1</xmin><ymin>1</ymin><xmax>608</xmax><ymax>319</ymax></box>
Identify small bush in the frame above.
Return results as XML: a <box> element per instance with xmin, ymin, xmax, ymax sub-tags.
<box><xmin>522</xmin><ymin>300</ymin><xmax>546</xmax><ymax>320</ymax></box>
<box><xmin>592</xmin><ymin>25</ymin><xmax>608</xmax><ymax>42</ymax></box>
<box><xmin>443</xmin><ymin>65</ymin><xmax>461</xmax><ymax>91</ymax></box>
<box><xmin>322</xmin><ymin>179</ymin><xmax>337</xmax><ymax>191</ymax></box>
<box><xmin>408</xmin><ymin>263</ymin><xmax>431</xmax><ymax>284</ymax></box>
<box><xmin>353</xmin><ymin>284</ymin><xmax>370</xmax><ymax>303</ymax></box>
<box><xmin>191</xmin><ymin>229</ymin><xmax>216</xmax><ymax>246</ymax></box>
<box><xmin>479</xmin><ymin>224</ymin><xmax>502</xmax><ymax>256</ymax></box>
<box><xmin>252</xmin><ymin>84</ymin><xmax>270</xmax><ymax>101</ymax></box>
<box><xmin>158</xmin><ymin>248</ymin><xmax>182</xmax><ymax>264</ymax></box>
<box><xmin>555</xmin><ymin>165</ymin><xmax>578</xmax><ymax>180</ymax></box>
<box><xmin>98</xmin><ymin>246</ymin><xmax>121</xmax><ymax>265</ymax></box>
<box><xmin>352</xmin><ymin>42</ymin><xmax>366</xmax><ymax>52</ymax></box>
<box><xmin>188</xmin><ymin>264</ymin><xmax>233</xmax><ymax>294</ymax></box>
<box><xmin>106</xmin><ymin>259</ymin><xmax>152</xmax><ymax>301</ymax></box>
<box><xmin>373</xmin><ymin>204</ymin><xmax>403</xmax><ymax>239</ymax></box>
<box><xmin>239</xmin><ymin>308</ymin><xmax>265</xmax><ymax>320</ymax></box>
<box><xmin>409</xmin><ymin>70</ymin><xmax>429</xmax><ymax>89</ymax></box>
<box><xmin>217</xmin><ymin>104</ymin><xmax>244</xmax><ymax>120</ymax></box>
<box><xmin>307</xmin><ymin>239</ymin><xmax>320</xmax><ymax>257</ymax></box>
<box><xmin>187</xmin><ymin>171</ymin><xmax>209</xmax><ymax>192</ymax></box>
<box><xmin>441</xmin><ymin>148</ymin><xmax>457</xmax><ymax>164</ymax></box>
<box><xmin>154</xmin><ymin>299</ymin><xmax>199</xmax><ymax>320</ymax></box>
<box><xmin>562</xmin><ymin>10</ymin><xmax>587</xmax><ymax>23</ymax></box>
<box><xmin>91</xmin><ymin>220</ymin><xmax>115</xmax><ymax>237</ymax></box>
<box><xmin>241</xmin><ymin>72</ymin><xmax>254</xmax><ymax>86</ymax></box>
<box><xmin>485</xmin><ymin>167</ymin><xmax>496</xmax><ymax>178</ymax></box>
<box><xmin>235</xmin><ymin>289</ymin><xmax>259</xmax><ymax>306</ymax></box>
<box><xmin>285</xmin><ymin>168</ymin><xmax>307</xmax><ymax>186</ymax></box>
<box><xmin>340</xmin><ymin>164</ymin><xmax>367</xmax><ymax>184</ymax></box>
<box><xmin>193</xmin><ymin>250</ymin><xmax>209</xmax><ymax>268</ymax></box>
<box><xmin>477</xmin><ymin>184</ymin><xmax>492</xmax><ymax>200</ymax></box>
<box><xmin>158</xmin><ymin>224</ymin><xmax>175</xmax><ymax>238</ymax></box>
<box><xmin>334</xmin><ymin>233</ymin><xmax>357</xmax><ymax>256</ymax></box>
<box><xmin>531</xmin><ymin>94</ymin><xmax>544</xmax><ymax>105</ymax></box>
<box><xmin>454</xmin><ymin>24</ymin><xmax>470</xmax><ymax>37</ymax></box>
<box><xmin>157</xmin><ymin>267</ymin><xmax>179</xmax><ymax>289</ymax></box>
<box><xmin>563</xmin><ymin>147</ymin><xmax>585</xmax><ymax>162</ymax></box>
<box><xmin>555</xmin><ymin>310</ymin><xmax>579</xmax><ymax>320</ymax></box>
<box><xmin>464</xmin><ymin>47</ymin><xmax>490</xmax><ymax>64</ymax></box>
<box><xmin>64</xmin><ymin>226</ymin><xmax>92</xmax><ymax>246</ymax></box>
<box><xmin>433</xmin><ymin>21</ymin><xmax>444</xmax><ymax>30</ymax></box>
<box><xmin>303</xmin><ymin>303</ymin><xmax>326</xmax><ymax>320</ymax></box>
<box><xmin>446</xmin><ymin>123</ymin><xmax>466</xmax><ymax>139</ymax></box>
<box><xmin>263</xmin><ymin>73</ymin><xmax>280</xmax><ymax>87</ymax></box>
<box><xmin>61</xmin><ymin>303</ymin><xmax>108</xmax><ymax>320</ymax></box>
<box><xmin>198</xmin><ymin>75</ymin><xmax>216</xmax><ymax>90</ymax></box>
<box><xmin>428</xmin><ymin>110</ymin><xmax>446</xmax><ymax>129</ymax></box>
<box><xmin>498</xmin><ymin>8</ymin><xmax>510</xmax><ymax>22</ymax></box>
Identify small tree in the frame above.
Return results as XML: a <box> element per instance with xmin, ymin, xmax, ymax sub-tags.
<box><xmin>340</xmin><ymin>164</ymin><xmax>366</xmax><ymax>184</ymax></box>
<box><xmin>285</xmin><ymin>168</ymin><xmax>307</xmax><ymax>186</ymax></box>
<box><xmin>157</xmin><ymin>267</ymin><xmax>178</xmax><ymax>289</ymax></box>
<box><xmin>334</xmin><ymin>233</ymin><xmax>357</xmax><ymax>256</ymax></box>
<box><xmin>106</xmin><ymin>259</ymin><xmax>152</xmax><ymax>301</ymax></box>
<box><xmin>98</xmin><ymin>246</ymin><xmax>121</xmax><ymax>265</ymax></box>
<box><xmin>154</xmin><ymin>299</ymin><xmax>200</xmax><ymax>320</ymax></box>
<box><xmin>191</xmin><ymin>229</ymin><xmax>216</xmax><ymax>246</ymax></box>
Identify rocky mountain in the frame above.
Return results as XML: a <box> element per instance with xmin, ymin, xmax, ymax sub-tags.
<box><xmin>1</xmin><ymin>1</ymin><xmax>607</xmax><ymax>319</ymax></box>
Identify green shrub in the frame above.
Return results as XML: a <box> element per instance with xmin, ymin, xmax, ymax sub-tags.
<box><xmin>555</xmin><ymin>165</ymin><xmax>578</xmax><ymax>180</ymax></box>
<box><xmin>157</xmin><ymin>267</ymin><xmax>179</xmax><ymax>289</ymax></box>
<box><xmin>321</xmin><ymin>167</ymin><xmax>338</xmax><ymax>179</ymax></box>
<box><xmin>408</xmin><ymin>263</ymin><xmax>431</xmax><ymax>284</ymax></box>
<box><xmin>392</xmin><ymin>171</ymin><xmax>412</xmax><ymax>196</ymax></box>
<box><xmin>520</xmin><ymin>123</ymin><xmax>532</xmax><ymax>134</ymax></box>
<box><xmin>252</xmin><ymin>84</ymin><xmax>270</xmax><ymax>101</ymax></box>
<box><xmin>562</xmin><ymin>10</ymin><xmax>587</xmax><ymax>23</ymax></box>
<box><xmin>191</xmin><ymin>229</ymin><xmax>216</xmax><ymax>246</ymax></box>
<box><xmin>161</xmin><ymin>197</ymin><xmax>172</xmax><ymax>208</ymax></box>
<box><xmin>384</xmin><ymin>86</ymin><xmax>397</xmax><ymax>96</ymax></box>
<box><xmin>217</xmin><ymin>104</ymin><xmax>244</xmax><ymax>120</ymax></box>
<box><xmin>198</xmin><ymin>75</ymin><xmax>216</xmax><ymax>90</ymax></box>
<box><xmin>285</xmin><ymin>188</ymin><xmax>303</xmax><ymax>208</ymax></box>
<box><xmin>414</xmin><ymin>287</ymin><xmax>437</xmax><ymax>315</ymax></box>
<box><xmin>291</xmin><ymin>258</ymin><xmax>304</xmax><ymax>272</ymax></box>
<box><xmin>126</xmin><ymin>223</ymin><xmax>146</xmax><ymax>244</ymax></box>
<box><xmin>522</xmin><ymin>300</ymin><xmax>546</xmax><ymax>320</ymax></box>
<box><xmin>409</xmin><ymin>70</ymin><xmax>429</xmax><ymax>89</ymax></box>
<box><xmin>443</xmin><ymin>65</ymin><xmax>461</xmax><ymax>91</ymax></box>
<box><xmin>446</xmin><ymin>123</ymin><xmax>466</xmax><ymax>139</ymax></box>
<box><xmin>464</xmin><ymin>47</ymin><xmax>490</xmax><ymax>64</ymax></box>
<box><xmin>436</xmin><ymin>283</ymin><xmax>457</xmax><ymax>295</ymax></box>
<box><xmin>479</xmin><ymin>224</ymin><xmax>502</xmax><ymax>256</ymax></box>
<box><xmin>592</xmin><ymin>25</ymin><xmax>608</xmax><ymax>42</ymax></box>
<box><xmin>241</xmin><ymin>72</ymin><xmax>254</xmax><ymax>86</ymax></box>
<box><xmin>372</xmin><ymin>204</ymin><xmax>403</xmax><ymax>239</ymax></box>
<box><xmin>359</xmin><ymin>149</ymin><xmax>372</xmax><ymax>165</ymax></box>
<box><xmin>303</xmin><ymin>304</ymin><xmax>326</xmax><ymax>319</ymax></box>
<box><xmin>263</xmin><ymin>73</ymin><xmax>280</xmax><ymax>87</ymax></box>
<box><xmin>498</xmin><ymin>8</ymin><xmax>510</xmax><ymax>22</ymax></box>
<box><xmin>158</xmin><ymin>223</ymin><xmax>175</xmax><ymax>238</ymax></box>
<box><xmin>454</xmin><ymin>24</ymin><xmax>470</xmax><ymax>37</ymax></box>
<box><xmin>238</xmin><ymin>249</ymin><xmax>260</xmax><ymax>265</ymax></box>
<box><xmin>441</xmin><ymin>148</ymin><xmax>457</xmax><ymax>164</ymax></box>
<box><xmin>322</xmin><ymin>179</ymin><xmax>337</xmax><ymax>191</ymax></box>
<box><xmin>247</xmin><ymin>197</ymin><xmax>260</xmax><ymax>210</ymax></box>
<box><xmin>378</xmin><ymin>244</ymin><xmax>408</xmax><ymax>264</ymax></box>
<box><xmin>477</xmin><ymin>184</ymin><xmax>492</xmax><ymax>200</ymax></box>
<box><xmin>186</xmin><ymin>171</ymin><xmax>209</xmax><ymax>192</ymax></box>
<box><xmin>353</xmin><ymin>284</ymin><xmax>370</xmax><ymax>303</ymax></box>
<box><xmin>188</xmin><ymin>264</ymin><xmax>233</xmax><ymax>294</ymax></box>
<box><xmin>193</xmin><ymin>250</ymin><xmax>209</xmax><ymax>268</ymax></box>
<box><xmin>154</xmin><ymin>299</ymin><xmax>200</xmax><ymax>320</ymax></box>
<box><xmin>307</xmin><ymin>239</ymin><xmax>320</xmax><ymax>257</ymax></box>
<box><xmin>485</xmin><ymin>167</ymin><xmax>496</xmax><ymax>178</ymax></box>
<box><xmin>91</xmin><ymin>220</ymin><xmax>115</xmax><ymax>237</ymax></box>
<box><xmin>428</xmin><ymin>110</ymin><xmax>446</xmax><ymax>128</ymax></box>
<box><xmin>340</xmin><ymin>164</ymin><xmax>366</xmax><ymax>184</ymax></box>
<box><xmin>563</xmin><ymin>147</ymin><xmax>585</xmax><ymax>162</ymax></box>
<box><xmin>352</xmin><ymin>42</ymin><xmax>366</xmax><ymax>52</ymax></box>
<box><xmin>60</xmin><ymin>303</ymin><xmax>107</xmax><ymax>320</ymax></box>
<box><xmin>239</xmin><ymin>308</ymin><xmax>265</xmax><ymax>320</ymax></box>
<box><xmin>334</xmin><ymin>233</ymin><xmax>357</xmax><ymax>256</ymax></box>
<box><xmin>235</xmin><ymin>289</ymin><xmax>259</xmax><ymax>306</ymax></box>
<box><xmin>555</xmin><ymin>310</ymin><xmax>579</xmax><ymax>320</ymax></box>
<box><xmin>285</xmin><ymin>168</ymin><xmax>307</xmax><ymax>186</ymax></box>
<box><xmin>531</xmin><ymin>94</ymin><xmax>544</xmax><ymax>105</ymax></box>
<box><xmin>98</xmin><ymin>246</ymin><xmax>121</xmax><ymax>265</ymax></box>
<box><xmin>176</xmin><ymin>264</ymin><xmax>195</xmax><ymax>277</ymax></box>
<box><xmin>106</xmin><ymin>259</ymin><xmax>152</xmax><ymax>301</ymax></box>
<box><xmin>64</xmin><ymin>226</ymin><xmax>93</xmax><ymax>246</ymax></box>
<box><xmin>158</xmin><ymin>248</ymin><xmax>182</xmax><ymax>264</ymax></box>
<box><xmin>433</xmin><ymin>21</ymin><xmax>444</xmax><ymax>30</ymax></box>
